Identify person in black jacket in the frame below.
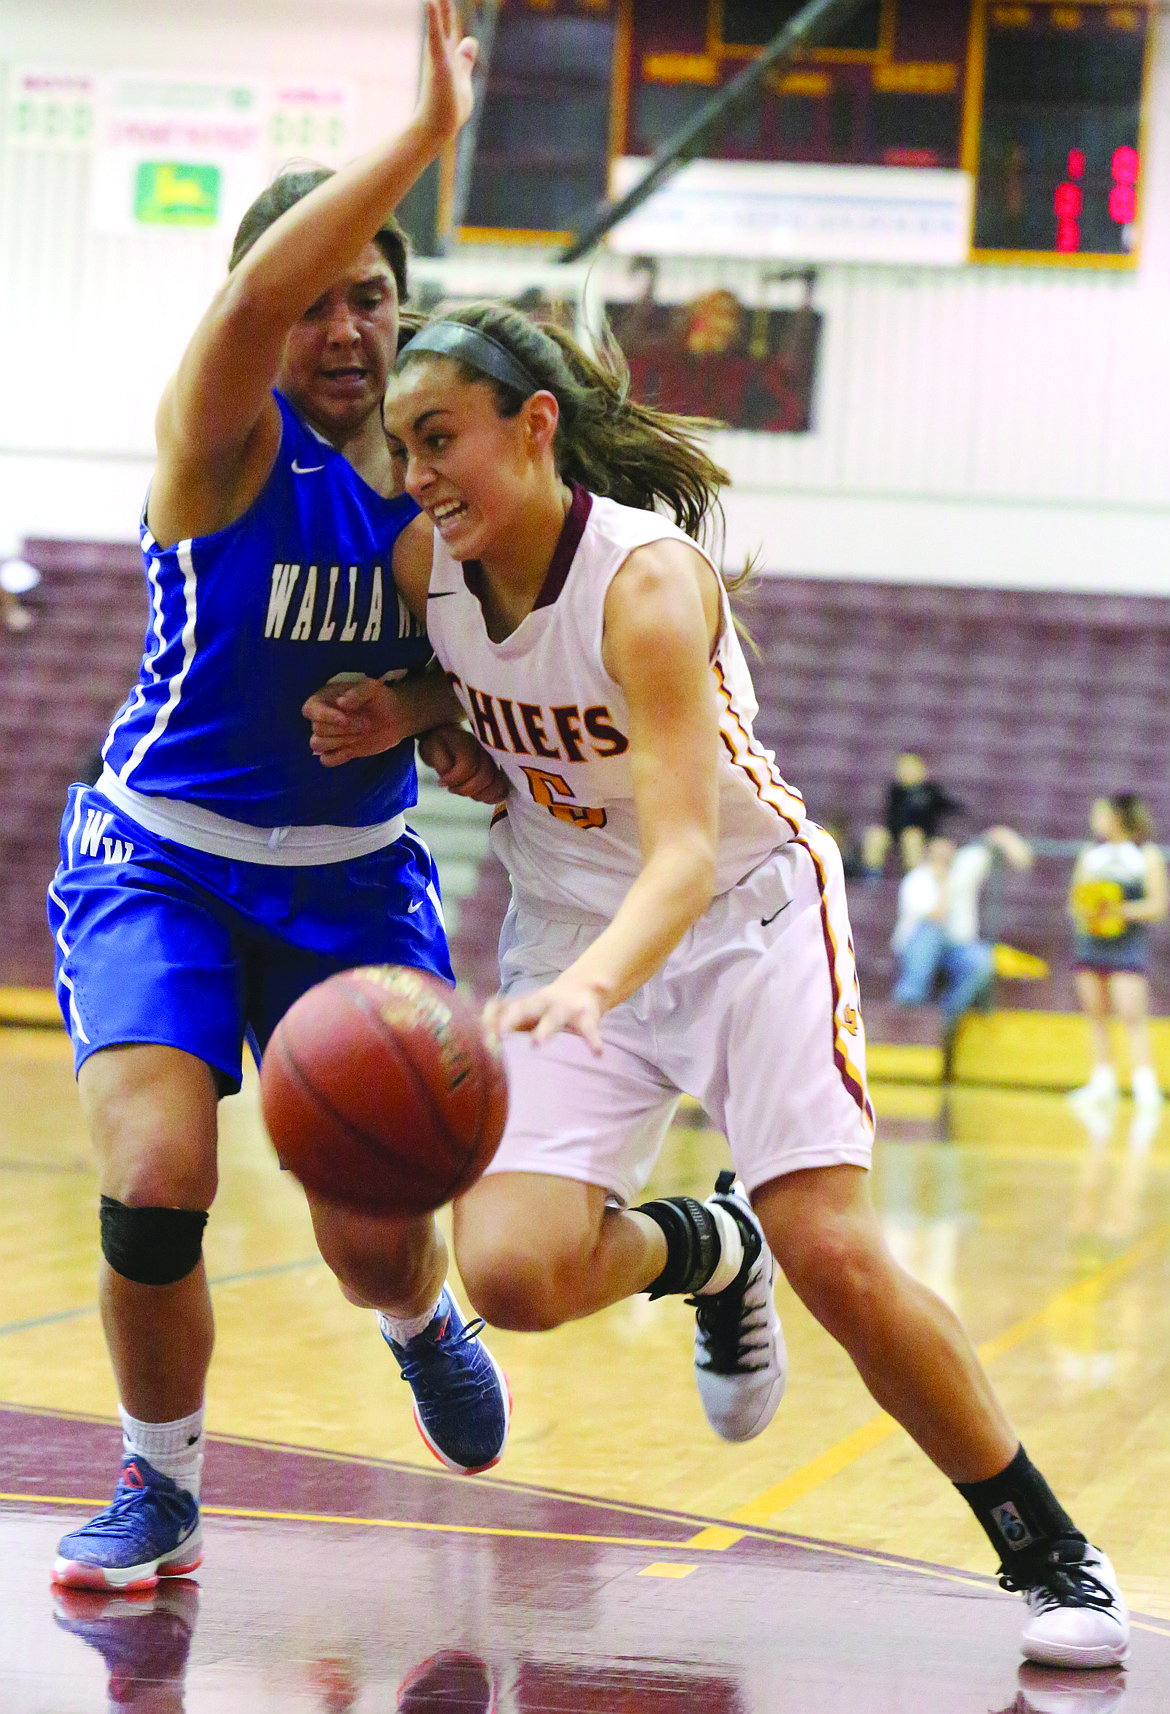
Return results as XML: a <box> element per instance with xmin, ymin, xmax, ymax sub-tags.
<box><xmin>863</xmin><ymin>752</ymin><xmax>964</xmax><ymax>876</ymax></box>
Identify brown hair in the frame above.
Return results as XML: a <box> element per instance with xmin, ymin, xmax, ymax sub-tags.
<box><xmin>395</xmin><ymin>300</ymin><xmax>730</xmax><ymax>554</ymax></box>
<box><xmin>228</xmin><ymin>168</ymin><xmax>409</xmax><ymax>302</ymax></box>
<box><xmin>1110</xmin><ymin>792</ymin><xmax>1155</xmax><ymax>842</ymax></box>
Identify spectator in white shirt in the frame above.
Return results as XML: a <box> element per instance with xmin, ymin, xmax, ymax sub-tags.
<box><xmin>892</xmin><ymin>826</ymin><xmax>1033</xmax><ymax>1025</ymax></box>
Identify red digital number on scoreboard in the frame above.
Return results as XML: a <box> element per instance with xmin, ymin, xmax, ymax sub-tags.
<box><xmin>1052</xmin><ymin>145</ymin><xmax>1140</xmax><ymax>255</ymax></box>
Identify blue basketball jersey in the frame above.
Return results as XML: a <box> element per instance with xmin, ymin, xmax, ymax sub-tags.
<box><xmin>101</xmin><ymin>390</ymin><xmax>430</xmax><ymax>828</ymax></box>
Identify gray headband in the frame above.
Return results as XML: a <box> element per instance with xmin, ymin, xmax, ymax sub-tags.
<box><xmin>396</xmin><ymin>320</ymin><xmax>540</xmax><ymax>397</ymax></box>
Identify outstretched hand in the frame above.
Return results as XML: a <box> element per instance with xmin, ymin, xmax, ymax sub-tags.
<box><xmin>416</xmin><ymin>0</ymin><xmax>478</xmax><ymax>143</ymax></box>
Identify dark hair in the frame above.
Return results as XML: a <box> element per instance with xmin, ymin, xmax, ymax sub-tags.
<box><xmin>1110</xmin><ymin>792</ymin><xmax>1154</xmax><ymax>841</ymax></box>
<box><xmin>228</xmin><ymin>168</ymin><xmax>409</xmax><ymax>302</ymax></box>
<box><xmin>395</xmin><ymin>300</ymin><xmax>730</xmax><ymax>552</ymax></box>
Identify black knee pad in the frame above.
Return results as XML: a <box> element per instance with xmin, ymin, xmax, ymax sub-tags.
<box><xmin>99</xmin><ymin>1197</ymin><xmax>208</xmax><ymax>1286</ymax></box>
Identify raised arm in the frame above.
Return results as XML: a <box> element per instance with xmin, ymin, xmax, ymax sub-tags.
<box><xmin>149</xmin><ymin>0</ymin><xmax>475</xmax><ymax>542</ymax></box>
<box><xmin>491</xmin><ymin>538</ymin><xmax>722</xmax><ymax>1050</ymax></box>
<box><xmin>984</xmin><ymin>825</ymin><xmax>1033</xmax><ymax>871</ymax></box>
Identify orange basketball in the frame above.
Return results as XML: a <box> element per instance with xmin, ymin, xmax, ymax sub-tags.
<box><xmin>260</xmin><ymin>966</ymin><xmax>508</xmax><ymax>1216</ymax></box>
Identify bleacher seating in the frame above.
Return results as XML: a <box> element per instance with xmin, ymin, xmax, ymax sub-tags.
<box><xmin>4</xmin><ymin>553</ymin><xmax>1168</xmax><ymax>1020</ymax></box>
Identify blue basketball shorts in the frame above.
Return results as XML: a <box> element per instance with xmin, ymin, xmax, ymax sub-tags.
<box><xmin>46</xmin><ymin>782</ymin><xmax>453</xmax><ymax>1093</ymax></box>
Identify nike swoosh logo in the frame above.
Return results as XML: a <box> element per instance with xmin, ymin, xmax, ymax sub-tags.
<box><xmin>407</xmin><ymin>898</ymin><xmax>424</xmax><ymax>913</ymax></box>
<box><xmin>761</xmin><ymin>902</ymin><xmax>791</xmax><ymax>928</ymax></box>
<box><xmin>291</xmin><ymin>459</ymin><xmax>325</xmax><ymax>474</ymax></box>
<box><xmin>427</xmin><ymin>590</ymin><xmax>460</xmax><ymax>599</ymax></box>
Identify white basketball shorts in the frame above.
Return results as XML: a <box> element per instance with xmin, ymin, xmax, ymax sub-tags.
<box><xmin>486</xmin><ymin>824</ymin><xmax>875</xmax><ymax>1205</ymax></box>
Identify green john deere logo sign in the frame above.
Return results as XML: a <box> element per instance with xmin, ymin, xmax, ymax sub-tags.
<box><xmin>134</xmin><ymin>161</ymin><xmax>221</xmax><ymax>227</ymax></box>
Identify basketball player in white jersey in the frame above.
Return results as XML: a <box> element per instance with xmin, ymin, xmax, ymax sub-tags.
<box><xmin>307</xmin><ymin>303</ymin><xmax>1128</xmax><ymax>1671</ymax></box>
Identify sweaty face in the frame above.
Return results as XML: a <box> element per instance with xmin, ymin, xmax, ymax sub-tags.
<box><xmin>383</xmin><ymin>360</ymin><xmax>538</xmax><ymax>561</ymax></box>
<box><xmin>276</xmin><ymin>242</ymin><xmax>398</xmax><ymax>445</ymax></box>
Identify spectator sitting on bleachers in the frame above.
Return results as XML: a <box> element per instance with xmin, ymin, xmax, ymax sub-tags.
<box><xmin>862</xmin><ymin>752</ymin><xmax>964</xmax><ymax>877</ymax></box>
<box><xmin>892</xmin><ymin>824</ymin><xmax>1033</xmax><ymax>1035</ymax></box>
<box><xmin>1</xmin><ymin>556</ymin><xmax>40</xmax><ymax>632</ymax></box>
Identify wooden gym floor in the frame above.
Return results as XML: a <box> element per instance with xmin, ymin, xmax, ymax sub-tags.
<box><xmin>2</xmin><ymin>1017</ymin><xmax>1170</xmax><ymax>1711</ymax></box>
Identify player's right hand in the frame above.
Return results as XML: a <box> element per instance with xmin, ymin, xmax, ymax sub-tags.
<box><xmin>485</xmin><ymin>975</ymin><xmax>608</xmax><ymax>1057</ymax></box>
<box><xmin>304</xmin><ymin>675</ymin><xmax>404</xmax><ymax>764</ymax></box>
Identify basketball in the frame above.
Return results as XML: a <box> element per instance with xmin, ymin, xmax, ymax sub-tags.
<box><xmin>259</xmin><ymin>965</ymin><xmax>508</xmax><ymax>1216</ymax></box>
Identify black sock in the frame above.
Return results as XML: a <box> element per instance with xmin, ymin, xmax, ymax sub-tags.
<box><xmin>956</xmin><ymin>1445</ymin><xmax>1083</xmax><ymax>1579</ymax></box>
<box><xmin>634</xmin><ymin>1196</ymin><xmax>721</xmax><ymax>1300</ymax></box>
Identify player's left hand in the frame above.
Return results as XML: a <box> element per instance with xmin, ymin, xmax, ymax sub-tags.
<box><xmin>485</xmin><ymin>976</ymin><xmax>609</xmax><ymax>1056</ymax></box>
<box><xmin>418</xmin><ymin>724</ymin><xmax>508</xmax><ymax>804</ymax></box>
<box><xmin>303</xmin><ymin>675</ymin><xmax>406</xmax><ymax>763</ymax></box>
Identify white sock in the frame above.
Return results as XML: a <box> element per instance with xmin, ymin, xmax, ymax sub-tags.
<box><xmin>695</xmin><ymin>1203</ymin><xmax>746</xmax><ymax>1296</ymax></box>
<box><xmin>120</xmin><ymin>1404</ymin><xmax>205</xmax><ymax>1499</ymax></box>
<box><xmin>378</xmin><ymin>1291</ymin><xmax>444</xmax><ymax>1347</ymax></box>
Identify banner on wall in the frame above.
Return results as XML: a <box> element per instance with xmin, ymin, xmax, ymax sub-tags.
<box><xmin>9</xmin><ymin>67</ymin><xmax>356</xmax><ymax>237</ymax></box>
<box><xmin>89</xmin><ymin>72</ymin><xmax>267</xmax><ymax>236</ymax></box>
<box><xmin>7</xmin><ymin>68</ymin><xmax>98</xmax><ymax>148</ymax></box>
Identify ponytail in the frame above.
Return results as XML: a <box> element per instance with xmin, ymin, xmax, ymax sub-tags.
<box><xmin>396</xmin><ymin>301</ymin><xmax>731</xmax><ymax>557</ymax></box>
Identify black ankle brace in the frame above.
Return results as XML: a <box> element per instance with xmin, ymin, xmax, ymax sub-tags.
<box><xmin>955</xmin><ymin>1445</ymin><xmax>1084</xmax><ymax>1578</ymax></box>
<box><xmin>635</xmin><ymin>1196</ymin><xmax>721</xmax><ymax>1300</ymax></box>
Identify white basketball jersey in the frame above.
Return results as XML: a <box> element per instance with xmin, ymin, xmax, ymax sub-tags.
<box><xmin>1081</xmin><ymin>840</ymin><xmax>1147</xmax><ymax>896</ymax></box>
<box><xmin>424</xmin><ymin>485</ymin><xmax>807</xmax><ymax>921</ymax></box>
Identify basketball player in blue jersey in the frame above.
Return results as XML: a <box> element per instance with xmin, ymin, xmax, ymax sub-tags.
<box><xmin>46</xmin><ymin>1</ymin><xmax>510</xmax><ymax>1593</ymax></box>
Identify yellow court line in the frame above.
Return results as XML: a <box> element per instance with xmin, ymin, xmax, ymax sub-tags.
<box><xmin>0</xmin><ymin>1488</ymin><xmax>986</xmax><ymax>1583</ymax></box>
<box><xmin>730</xmin><ymin>1416</ymin><xmax>897</xmax><ymax>1526</ymax></box>
<box><xmin>0</xmin><ymin>1491</ymin><xmax>722</xmax><ymax>1554</ymax></box>
<box><xmin>976</xmin><ymin>1221</ymin><xmax>1170</xmax><ymax>1366</ymax></box>
<box><xmin>9</xmin><ymin>1491</ymin><xmax>1169</xmax><ymax>1624</ymax></box>
<box><xmin>684</xmin><ymin>1525</ymin><xmax>745</xmax><ymax>1550</ymax></box>
<box><xmin>0</xmin><ymin>1489</ymin><xmax>1052</xmax><ymax>1598</ymax></box>
<box><xmin>730</xmin><ymin>1220</ymin><xmax>1170</xmax><ymax>1527</ymax></box>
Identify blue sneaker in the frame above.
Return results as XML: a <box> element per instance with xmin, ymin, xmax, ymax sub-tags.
<box><xmin>53</xmin><ymin>1456</ymin><xmax>203</xmax><ymax>1591</ymax></box>
<box><xmin>381</xmin><ymin>1285</ymin><xmax>511</xmax><ymax>1474</ymax></box>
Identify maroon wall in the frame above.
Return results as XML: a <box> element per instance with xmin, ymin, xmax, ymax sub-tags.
<box><xmin>1</xmin><ymin>542</ymin><xmax>146</xmax><ymax>988</ymax></box>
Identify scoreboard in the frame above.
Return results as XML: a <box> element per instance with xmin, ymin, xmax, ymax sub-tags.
<box><xmin>457</xmin><ymin>0</ymin><xmax>1153</xmax><ymax>266</ymax></box>
<box><xmin>969</xmin><ymin>4</ymin><xmax>1147</xmax><ymax>262</ymax></box>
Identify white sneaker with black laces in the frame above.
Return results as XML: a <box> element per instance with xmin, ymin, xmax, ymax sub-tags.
<box><xmin>691</xmin><ymin>1171</ymin><xmax>787</xmax><ymax>1442</ymax></box>
<box><xmin>1010</xmin><ymin>1540</ymin><xmax>1129</xmax><ymax>1669</ymax></box>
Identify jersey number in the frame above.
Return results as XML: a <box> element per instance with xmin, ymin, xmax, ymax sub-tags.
<box><xmin>519</xmin><ymin>766</ymin><xmax>607</xmax><ymax>830</ymax></box>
